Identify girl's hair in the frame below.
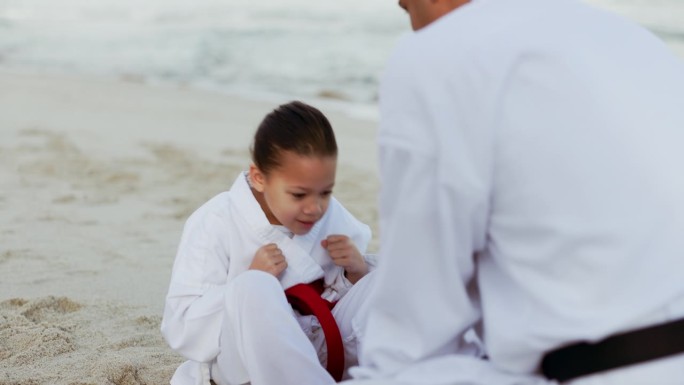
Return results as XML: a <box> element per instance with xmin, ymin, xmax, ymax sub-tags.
<box><xmin>251</xmin><ymin>100</ymin><xmax>338</xmax><ymax>174</ymax></box>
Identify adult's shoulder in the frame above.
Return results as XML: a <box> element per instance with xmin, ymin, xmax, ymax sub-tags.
<box><xmin>397</xmin><ymin>0</ymin><xmax>579</xmax><ymax>64</ymax></box>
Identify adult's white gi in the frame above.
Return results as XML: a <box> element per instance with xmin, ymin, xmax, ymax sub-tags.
<box><xmin>348</xmin><ymin>0</ymin><xmax>684</xmax><ymax>384</ymax></box>
<box><xmin>161</xmin><ymin>172</ymin><xmax>374</xmax><ymax>385</ymax></box>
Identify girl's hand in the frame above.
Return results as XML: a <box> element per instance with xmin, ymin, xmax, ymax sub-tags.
<box><xmin>249</xmin><ymin>243</ymin><xmax>288</xmax><ymax>277</ymax></box>
<box><xmin>321</xmin><ymin>235</ymin><xmax>368</xmax><ymax>284</ymax></box>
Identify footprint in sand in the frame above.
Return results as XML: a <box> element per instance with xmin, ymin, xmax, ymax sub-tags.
<box><xmin>19</xmin><ymin>296</ymin><xmax>83</xmax><ymax>323</ymax></box>
<box><xmin>0</xmin><ymin>297</ymin><xmax>82</xmax><ymax>366</ymax></box>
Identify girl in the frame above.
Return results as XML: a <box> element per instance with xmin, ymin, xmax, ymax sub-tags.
<box><xmin>161</xmin><ymin>101</ymin><xmax>376</xmax><ymax>385</ymax></box>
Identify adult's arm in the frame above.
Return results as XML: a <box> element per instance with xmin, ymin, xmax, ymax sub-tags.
<box><xmin>355</xmin><ymin>31</ymin><xmax>493</xmax><ymax>379</ymax></box>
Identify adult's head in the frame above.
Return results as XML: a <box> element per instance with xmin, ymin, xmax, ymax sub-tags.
<box><xmin>398</xmin><ymin>0</ymin><xmax>471</xmax><ymax>30</ymax></box>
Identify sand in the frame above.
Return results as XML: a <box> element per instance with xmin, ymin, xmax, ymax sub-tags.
<box><xmin>0</xmin><ymin>70</ymin><xmax>379</xmax><ymax>384</ymax></box>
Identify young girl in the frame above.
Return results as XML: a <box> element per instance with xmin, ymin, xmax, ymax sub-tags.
<box><xmin>161</xmin><ymin>101</ymin><xmax>376</xmax><ymax>385</ymax></box>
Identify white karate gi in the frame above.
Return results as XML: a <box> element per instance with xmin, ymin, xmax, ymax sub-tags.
<box><xmin>161</xmin><ymin>172</ymin><xmax>374</xmax><ymax>385</ymax></box>
<box><xmin>348</xmin><ymin>0</ymin><xmax>684</xmax><ymax>384</ymax></box>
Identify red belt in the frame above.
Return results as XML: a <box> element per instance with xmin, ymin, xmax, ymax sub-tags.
<box><xmin>285</xmin><ymin>279</ymin><xmax>344</xmax><ymax>382</ymax></box>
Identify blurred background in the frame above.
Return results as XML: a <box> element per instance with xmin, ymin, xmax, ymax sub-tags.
<box><xmin>0</xmin><ymin>0</ymin><xmax>682</xmax><ymax>113</ymax></box>
<box><xmin>0</xmin><ymin>2</ymin><xmax>682</xmax><ymax>382</ymax></box>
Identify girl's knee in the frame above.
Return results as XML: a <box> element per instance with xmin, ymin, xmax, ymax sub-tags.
<box><xmin>231</xmin><ymin>270</ymin><xmax>281</xmax><ymax>293</ymax></box>
<box><xmin>226</xmin><ymin>270</ymin><xmax>289</xmax><ymax>314</ymax></box>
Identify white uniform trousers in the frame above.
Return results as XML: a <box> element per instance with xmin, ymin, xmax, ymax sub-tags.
<box><xmin>343</xmin><ymin>353</ymin><xmax>684</xmax><ymax>385</ymax></box>
<box><xmin>211</xmin><ymin>270</ymin><xmax>376</xmax><ymax>385</ymax></box>
<box><xmin>344</xmin><ymin>296</ymin><xmax>684</xmax><ymax>385</ymax></box>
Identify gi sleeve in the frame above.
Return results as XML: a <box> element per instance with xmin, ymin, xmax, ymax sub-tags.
<box><xmin>356</xmin><ymin>33</ymin><xmax>492</xmax><ymax>379</ymax></box>
<box><xmin>161</xmin><ymin>206</ymin><xmax>232</xmax><ymax>363</ymax></box>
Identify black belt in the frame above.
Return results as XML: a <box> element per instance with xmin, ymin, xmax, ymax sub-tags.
<box><xmin>541</xmin><ymin>317</ymin><xmax>684</xmax><ymax>382</ymax></box>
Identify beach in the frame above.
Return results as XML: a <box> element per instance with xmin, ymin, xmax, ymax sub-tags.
<box><xmin>0</xmin><ymin>69</ymin><xmax>380</xmax><ymax>384</ymax></box>
<box><xmin>2</xmin><ymin>0</ymin><xmax>683</xmax><ymax>382</ymax></box>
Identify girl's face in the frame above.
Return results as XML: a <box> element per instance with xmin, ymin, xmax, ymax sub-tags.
<box><xmin>250</xmin><ymin>151</ymin><xmax>337</xmax><ymax>235</ymax></box>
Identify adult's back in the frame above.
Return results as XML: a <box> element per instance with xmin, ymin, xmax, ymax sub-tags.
<box><xmin>352</xmin><ymin>0</ymin><xmax>684</xmax><ymax>383</ymax></box>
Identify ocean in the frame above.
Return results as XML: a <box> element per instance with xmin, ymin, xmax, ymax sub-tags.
<box><xmin>0</xmin><ymin>0</ymin><xmax>682</xmax><ymax>108</ymax></box>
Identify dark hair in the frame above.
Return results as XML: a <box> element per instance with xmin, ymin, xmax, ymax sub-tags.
<box><xmin>251</xmin><ymin>100</ymin><xmax>338</xmax><ymax>174</ymax></box>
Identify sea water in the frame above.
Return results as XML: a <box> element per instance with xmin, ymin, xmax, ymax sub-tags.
<box><xmin>0</xmin><ymin>0</ymin><xmax>682</xmax><ymax>109</ymax></box>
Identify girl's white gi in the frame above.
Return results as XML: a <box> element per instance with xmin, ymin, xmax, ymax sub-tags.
<box><xmin>161</xmin><ymin>172</ymin><xmax>374</xmax><ymax>385</ymax></box>
<box><xmin>347</xmin><ymin>0</ymin><xmax>684</xmax><ymax>384</ymax></box>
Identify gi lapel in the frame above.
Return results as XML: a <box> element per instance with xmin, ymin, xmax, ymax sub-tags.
<box><xmin>230</xmin><ymin>172</ymin><xmax>325</xmax><ymax>289</ymax></box>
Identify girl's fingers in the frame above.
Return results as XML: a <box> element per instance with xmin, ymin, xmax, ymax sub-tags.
<box><xmin>325</xmin><ymin>235</ymin><xmax>350</xmax><ymax>245</ymax></box>
<box><xmin>326</xmin><ymin>241</ymin><xmax>353</xmax><ymax>253</ymax></box>
<box><xmin>329</xmin><ymin>234</ymin><xmax>349</xmax><ymax>241</ymax></box>
<box><xmin>329</xmin><ymin>249</ymin><xmax>345</xmax><ymax>259</ymax></box>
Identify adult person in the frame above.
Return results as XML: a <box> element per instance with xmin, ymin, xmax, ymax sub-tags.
<box><xmin>347</xmin><ymin>0</ymin><xmax>684</xmax><ymax>384</ymax></box>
